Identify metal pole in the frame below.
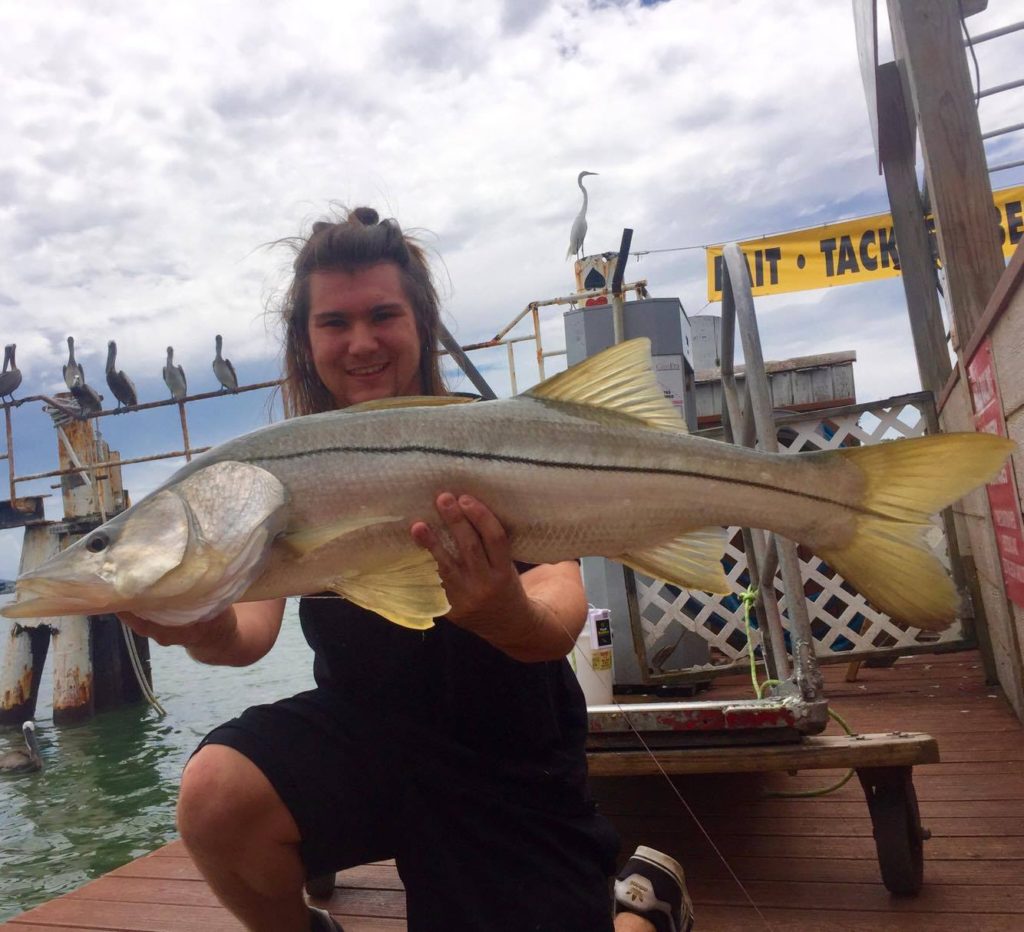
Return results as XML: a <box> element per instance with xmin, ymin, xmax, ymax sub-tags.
<box><xmin>436</xmin><ymin>323</ymin><xmax>497</xmax><ymax>400</ymax></box>
<box><xmin>723</xmin><ymin>243</ymin><xmax>822</xmax><ymax>700</ymax></box>
<box><xmin>610</xmin><ymin>229</ymin><xmax>633</xmax><ymax>344</ymax></box>
<box><xmin>531</xmin><ymin>306</ymin><xmax>545</xmax><ymax>381</ymax></box>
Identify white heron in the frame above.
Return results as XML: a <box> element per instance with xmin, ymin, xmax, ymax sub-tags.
<box><xmin>566</xmin><ymin>170</ymin><xmax>599</xmax><ymax>261</ymax></box>
<box><xmin>163</xmin><ymin>346</ymin><xmax>187</xmax><ymax>401</ymax></box>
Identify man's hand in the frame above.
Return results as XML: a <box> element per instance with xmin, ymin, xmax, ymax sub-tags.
<box><xmin>410</xmin><ymin>492</ymin><xmax>527</xmax><ymax>628</ymax></box>
<box><xmin>117</xmin><ymin>608</ymin><xmax>237</xmax><ymax>651</ymax></box>
<box><xmin>410</xmin><ymin>493</ymin><xmax>587</xmax><ymax>661</ymax></box>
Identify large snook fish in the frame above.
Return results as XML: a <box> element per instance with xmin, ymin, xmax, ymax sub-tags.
<box><xmin>2</xmin><ymin>340</ymin><xmax>1014</xmax><ymax>630</ymax></box>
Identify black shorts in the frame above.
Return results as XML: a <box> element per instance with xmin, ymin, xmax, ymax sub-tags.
<box><xmin>197</xmin><ymin>688</ymin><xmax>620</xmax><ymax>932</ymax></box>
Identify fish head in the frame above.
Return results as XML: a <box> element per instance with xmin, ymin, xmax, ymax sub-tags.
<box><xmin>3</xmin><ymin>489</ymin><xmax>194</xmax><ymax>619</ymax></box>
<box><xmin>3</xmin><ymin>461</ymin><xmax>289</xmax><ymax>625</ymax></box>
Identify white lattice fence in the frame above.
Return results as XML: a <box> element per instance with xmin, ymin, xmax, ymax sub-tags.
<box><xmin>635</xmin><ymin>396</ymin><xmax>968</xmax><ymax>677</ymax></box>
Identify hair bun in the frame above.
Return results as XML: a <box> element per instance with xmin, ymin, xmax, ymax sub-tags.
<box><xmin>351</xmin><ymin>207</ymin><xmax>379</xmax><ymax>226</ymax></box>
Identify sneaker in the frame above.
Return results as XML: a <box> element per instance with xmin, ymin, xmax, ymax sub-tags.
<box><xmin>308</xmin><ymin>905</ymin><xmax>345</xmax><ymax>932</ymax></box>
<box><xmin>613</xmin><ymin>846</ymin><xmax>694</xmax><ymax>932</ymax></box>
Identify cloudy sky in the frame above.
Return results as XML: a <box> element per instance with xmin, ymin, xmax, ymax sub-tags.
<box><xmin>1</xmin><ymin>0</ymin><xmax>1022</xmax><ymax>579</ymax></box>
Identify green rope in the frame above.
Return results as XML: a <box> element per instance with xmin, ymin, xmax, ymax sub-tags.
<box><xmin>740</xmin><ymin>586</ymin><xmax>855</xmax><ymax>798</ymax></box>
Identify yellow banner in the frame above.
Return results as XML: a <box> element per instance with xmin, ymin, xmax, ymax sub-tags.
<box><xmin>705</xmin><ymin>184</ymin><xmax>1024</xmax><ymax>301</ymax></box>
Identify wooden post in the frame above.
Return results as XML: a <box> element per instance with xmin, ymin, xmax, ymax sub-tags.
<box><xmin>0</xmin><ymin>525</ymin><xmax>60</xmax><ymax>724</ymax></box>
<box><xmin>888</xmin><ymin>0</ymin><xmax>1005</xmax><ymax>347</ymax></box>
<box><xmin>877</xmin><ymin>61</ymin><xmax>952</xmax><ymax>397</ymax></box>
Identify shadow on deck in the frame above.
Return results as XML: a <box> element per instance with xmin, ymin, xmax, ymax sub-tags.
<box><xmin>3</xmin><ymin>651</ymin><xmax>1022</xmax><ymax>931</ymax></box>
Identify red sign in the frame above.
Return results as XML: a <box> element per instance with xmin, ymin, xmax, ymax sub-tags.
<box><xmin>967</xmin><ymin>338</ymin><xmax>1024</xmax><ymax>608</ymax></box>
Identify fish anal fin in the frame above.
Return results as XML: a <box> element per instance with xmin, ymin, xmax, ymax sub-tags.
<box><xmin>329</xmin><ymin>549</ymin><xmax>449</xmax><ymax>630</ymax></box>
<box><xmin>282</xmin><ymin>515</ymin><xmax>402</xmax><ymax>558</ymax></box>
<box><xmin>525</xmin><ymin>338</ymin><xmax>687</xmax><ymax>433</ymax></box>
<box><xmin>618</xmin><ymin>527</ymin><xmax>729</xmax><ymax>593</ymax></box>
<box><xmin>346</xmin><ymin>395</ymin><xmax>478</xmax><ymax>413</ymax></box>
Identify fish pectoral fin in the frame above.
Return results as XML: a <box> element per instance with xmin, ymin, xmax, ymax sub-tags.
<box><xmin>282</xmin><ymin>515</ymin><xmax>403</xmax><ymax>558</ymax></box>
<box><xmin>346</xmin><ymin>395</ymin><xmax>478</xmax><ymax>412</ymax></box>
<box><xmin>618</xmin><ymin>527</ymin><xmax>730</xmax><ymax>593</ymax></box>
<box><xmin>328</xmin><ymin>550</ymin><xmax>450</xmax><ymax>630</ymax></box>
<box><xmin>524</xmin><ymin>338</ymin><xmax>687</xmax><ymax>433</ymax></box>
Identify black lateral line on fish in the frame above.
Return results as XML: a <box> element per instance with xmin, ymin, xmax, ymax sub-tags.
<box><xmin>254</xmin><ymin>444</ymin><xmax>888</xmax><ymax>519</ymax></box>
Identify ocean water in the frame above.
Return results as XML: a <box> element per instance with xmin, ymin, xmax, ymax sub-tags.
<box><xmin>0</xmin><ymin>603</ymin><xmax>315</xmax><ymax>922</ymax></box>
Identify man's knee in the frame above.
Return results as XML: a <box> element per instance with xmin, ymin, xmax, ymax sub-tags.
<box><xmin>178</xmin><ymin>744</ymin><xmax>298</xmax><ymax>857</ymax></box>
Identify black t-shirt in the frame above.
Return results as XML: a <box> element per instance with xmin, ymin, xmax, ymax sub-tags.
<box><xmin>298</xmin><ymin>567</ymin><xmax>591</xmax><ymax>804</ymax></box>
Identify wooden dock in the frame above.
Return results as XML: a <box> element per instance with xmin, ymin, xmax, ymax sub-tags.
<box><xmin>3</xmin><ymin>650</ymin><xmax>1023</xmax><ymax>930</ymax></box>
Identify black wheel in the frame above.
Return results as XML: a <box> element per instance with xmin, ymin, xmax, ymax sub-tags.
<box><xmin>305</xmin><ymin>872</ymin><xmax>336</xmax><ymax>899</ymax></box>
<box><xmin>858</xmin><ymin>767</ymin><xmax>927</xmax><ymax>895</ymax></box>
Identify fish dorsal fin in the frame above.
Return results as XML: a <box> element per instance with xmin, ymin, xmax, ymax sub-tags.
<box><xmin>281</xmin><ymin>514</ymin><xmax>403</xmax><ymax>558</ymax></box>
<box><xmin>617</xmin><ymin>527</ymin><xmax>730</xmax><ymax>593</ymax></box>
<box><xmin>346</xmin><ymin>395</ymin><xmax>478</xmax><ymax>413</ymax></box>
<box><xmin>525</xmin><ymin>338</ymin><xmax>687</xmax><ymax>432</ymax></box>
<box><xmin>328</xmin><ymin>549</ymin><xmax>450</xmax><ymax>630</ymax></box>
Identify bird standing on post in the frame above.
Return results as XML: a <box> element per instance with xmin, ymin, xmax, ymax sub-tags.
<box><xmin>70</xmin><ymin>371</ymin><xmax>103</xmax><ymax>415</ymax></box>
<box><xmin>566</xmin><ymin>170</ymin><xmax>598</xmax><ymax>261</ymax></box>
<box><xmin>212</xmin><ymin>334</ymin><xmax>238</xmax><ymax>392</ymax></box>
<box><xmin>0</xmin><ymin>344</ymin><xmax>21</xmax><ymax>402</ymax></box>
<box><xmin>63</xmin><ymin>336</ymin><xmax>84</xmax><ymax>391</ymax></box>
<box><xmin>106</xmin><ymin>340</ymin><xmax>138</xmax><ymax>410</ymax></box>
<box><xmin>163</xmin><ymin>346</ymin><xmax>187</xmax><ymax>401</ymax></box>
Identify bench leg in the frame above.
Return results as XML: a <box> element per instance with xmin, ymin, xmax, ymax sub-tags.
<box><xmin>857</xmin><ymin>766</ymin><xmax>929</xmax><ymax>895</ymax></box>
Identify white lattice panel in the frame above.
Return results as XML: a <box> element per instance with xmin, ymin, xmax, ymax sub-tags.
<box><xmin>636</xmin><ymin>398</ymin><xmax>967</xmax><ymax>676</ymax></box>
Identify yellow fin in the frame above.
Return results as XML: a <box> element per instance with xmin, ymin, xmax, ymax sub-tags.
<box><xmin>618</xmin><ymin>527</ymin><xmax>729</xmax><ymax>592</ymax></box>
<box><xmin>525</xmin><ymin>338</ymin><xmax>687</xmax><ymax>432</ymax></box>
<box><xmin>282</xmin><ymin>514</ymin><xmax>402</xmax><ymax>558</ymax></box>
<box><xmin>329</xmin><ymin>549</ymin><xmax>450</xmax><ymax>630</ymax></box>
<box><xmin>820</xmin><ymin>432</ymin><xmax>1015</xmax><ymax>630</ymax></box>
<box><xmin>346</xmin><ymin>395</ymin><xmax>477</xmax><ymax>413</ymax></box>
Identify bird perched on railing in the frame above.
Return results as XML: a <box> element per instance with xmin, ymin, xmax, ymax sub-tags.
<box><xmin>70</xmin><ymin>371</ymin><xmax>103</xmax><ymax>415</ymax></box>
<box><xmin>212</xmin><ymin>334</ymin><xmax>238</xmax><ymax>392</ymax></box>
<box><xmin>105</xmin><ymin>340</ymin><xmax>138</xmax><ymax>410</ymax></box>
<box><xmin>0</xmin><ymin>721</ymin><xmax>43</xmax><ymax>773</ymax></box>
<box><xmin>63</xmin><ymin>336</ymin><xmax>85</xmax><ymax>390</ymax></box>
<box><xmin>163</xmin><ymin>346</ymin><xmax>187</xmax><ymax>401</ymax></box>
<box><xmin>0</xmin><ymin>344</ymin><xmax>21</xmax><ymax>402</ymax></box>
<box><xmin>566</xmin><ymin>170</ymin><xmax>598</xmax><ymax>261</ymax></box>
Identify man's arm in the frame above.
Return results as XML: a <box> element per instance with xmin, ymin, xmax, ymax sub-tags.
<box><xmin>118</xmin><ymin>598</ymin><xmax>287</xmax><ymax>667</ymax></box>
<box><xmin>410</xmin><ymin>493</ymin><xmax>588</xmax><ymax>662</ymax></box>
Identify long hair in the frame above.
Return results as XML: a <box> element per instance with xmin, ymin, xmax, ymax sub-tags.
<box><xmin>276</xmin><ymin>206</ymin><xmax>447</xmax><ymax>417</ymax></box>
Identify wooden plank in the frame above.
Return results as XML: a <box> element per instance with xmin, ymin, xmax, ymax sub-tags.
<box><xmin>888</xmin><ymin>0</ymin><xmax>1005</xmax><ymax>343</ymax></box>
<box><xmin>587</xmin><ymin>731</ymin><xmax>938</xmax><ymax>776</ymax></box>
<box><xmin>692</xmin><ymin>905</ymin><xmax>1024</xmax><ymax>931</ymax></box>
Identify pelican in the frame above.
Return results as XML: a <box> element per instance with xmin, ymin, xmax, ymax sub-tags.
<box><xmin>0</xmin><ymin>721</ymin><xmax>43</xmax><ymax>773</ymax></box>
<box><xmin>63</xmin><ymin>336</ymin><xmax>85</xmax><ymax>390</ymax></box>
<box><xmin>163</xmin><ymin>346</ymin><xmax>187</xmax><ymax>400</ymax></box>
<box><xmin>566</xmin><ymin>170</ymin><xmax>598</xmax><ymax>261</ymax></box>
<box><xmin>0</xmin><ymin>344</ymin><xmax>21</xmax><ymax>402</ymax></box>
<box><xmin>212</xmin><ymin>334</ymin><xmax>238</xmax><ymax>392</ymax></box>
<box><xmin>69</xmin><ymin>371</ymin><xmax>103</xmax><ymax>415</ymax></box>
<box><xmin>105</xmin><ymin>341</ymin><xmax>138</xmax><ymax>410</ymax></box>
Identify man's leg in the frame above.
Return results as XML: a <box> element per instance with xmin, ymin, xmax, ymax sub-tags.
<box><xmin>177</xmin><ymin>744</ymin><xmax>311</xmax><ymax>932</ymax></box>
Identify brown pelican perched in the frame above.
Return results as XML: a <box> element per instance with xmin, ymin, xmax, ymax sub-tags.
<box><xmin>163</xmin><ymin>346</ymin><xmax>187</xmax><ymax>400</ymax></box>
<box><xmin>105</xmin><ymin>341</ymin><xmax>138</xmax><ymax>410</ymax></box>
<box><xmin>566</xmin><ymin>170</ymin><xmax>599</xmax><ymax>261</ymax></box>
<box><xmin>70</xmin><ymin>371</ymin><xmax>103</xmax><ymax>415</ymax></box>
<box><xmin>0</xmin><ymin>344</ymin><xmax>21</xmax><ymax>402</ymax></box>
<box><xmin>0</xmin><ymin>721</ymin><xmax>43</xmax><ymax>773</ymax></box>
<box><xmin>63</xmin><ymin>336</ymin><xmax>85</xmax><ymax>390</ymax></box>
<box><xmin>212</xmin><ymin>334</ymin><xmax>238</xmax><ymax>391</ymax></box>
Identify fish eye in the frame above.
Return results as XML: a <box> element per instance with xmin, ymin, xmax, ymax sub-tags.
<box><xmin>85</xmin><ymin>533</ymin><xmax>109</xmax><ymax>553</ymax></box>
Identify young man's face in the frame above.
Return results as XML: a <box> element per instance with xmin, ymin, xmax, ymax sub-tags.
<box><xmin>307</xmin><ymin>263</ymin><xmax>424</xmax><ymax>407</ymax></box>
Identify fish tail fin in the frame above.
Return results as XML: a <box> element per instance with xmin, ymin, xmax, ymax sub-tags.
<box><xmin>816</xmin><ymin>432</ymin><xmax>1014</xmax><ymax>630</ymax></box>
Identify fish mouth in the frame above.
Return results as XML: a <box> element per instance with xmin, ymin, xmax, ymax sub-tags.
<box><xmin>0</xmin><ymin>577</ymin><xmax>112</xmax><ymax>619</ymax></box>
